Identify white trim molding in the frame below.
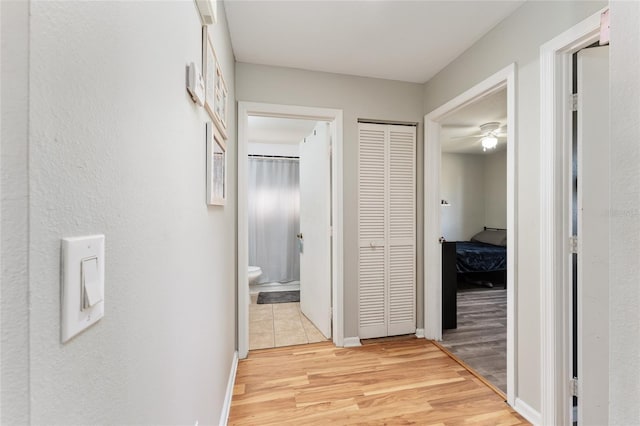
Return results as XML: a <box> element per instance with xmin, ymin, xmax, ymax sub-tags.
<box><xmin>237</xmin><ymin>102</ymin><xmax>344</xmax><ymax>359</ymax></box>
<box><xmin>342</xmin><ymin>337</ymin><xmax>362</xmax><ymax>347</ymax></box>
<box><xmin>423</xmin><ymin>63</ymin><xmax>517</xmax><ymax>407</ymax></box>
<box><xmin>219</xmin><ymin>351</ymin><xmax>238</xmax><ymax>426</ymax></box>
<box><xmin>515</xmin><ymin>398</ymin><xmax>541</xmax><ymax>426</ymax></box>
<box><xmin>415</xmin><ymin>328</ymin><xmax>425</xmax><ymax>339</ymax></box>
<box><xmin>539</xmin><ymin>8</ymin><xmax>605</xmax><ymax>426</ymax></box>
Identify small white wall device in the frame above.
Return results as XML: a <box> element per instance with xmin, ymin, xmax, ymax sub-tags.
<box><xmin>61</xmin><ymin>235</ymin><xmax>105</xmax><ymax>342</ymax></box>
<box><xmin>187</xmin><ymin>62</ymin><xmax>205</xmax><ymax>106</ymax></box>
<box><xmin>195</xmin><ymin>0</ymin><xmax>217</xmax><ymax>25</ymax></box>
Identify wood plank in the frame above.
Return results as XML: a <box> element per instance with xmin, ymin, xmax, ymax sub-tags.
<box><xmin>441</xmin><ymin>288</ymin><xmax>507</xmax><ymax>393</ymax></box>
<box><xmin>228</xmin><ymin>337</ymin><xmax>528</xmax><ymax>425</ymax></box>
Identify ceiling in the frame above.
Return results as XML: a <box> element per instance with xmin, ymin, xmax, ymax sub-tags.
<box><xmin>248</xmin><ymin>116</ymin><xmax>318</xmax><ymax>144</ymax></box>
<box><xmin>440</xmin><ymin>88</ymin><xmax>507</xmax><ymax>154</ymax></box>
<box><xmin>224</xmin><ymin>1</ymin><xmax>524</xmax><ymax>84</ymax></box>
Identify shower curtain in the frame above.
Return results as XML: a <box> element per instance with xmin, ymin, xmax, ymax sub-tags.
<box><xmin>248</xmin><ymin>157</ymin><xmax>300</xmax><ymax>284</ymax></box>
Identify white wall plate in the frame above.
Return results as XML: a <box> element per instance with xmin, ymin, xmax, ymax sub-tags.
<box><xmin>61</xmin><ymin>235</ymin><xmax>105</xmax><ymax>343</ymax></box>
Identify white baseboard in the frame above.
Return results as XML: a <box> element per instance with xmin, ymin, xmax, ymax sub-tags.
<box><xmin>343</xmin><ymin>337</ymin><xmax>362</xmax><ymax>347</ymax></box>
<box><xmin>514</xmin><ymin>398</ymin><xmax>541</xmax><ymax>426</ymax></box>
<box><xmin>219</xmin><ymin>351</ymin><xmax>239</xmax><ymax>426</ymax></box>
<box><xmin>415</xmin><ymin>328</ymin><xmax>425</xmax><ymax>338</ymax></box>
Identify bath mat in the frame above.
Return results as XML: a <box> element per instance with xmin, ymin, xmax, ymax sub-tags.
<box><xmin>257</xmin><ymin>290</ymin><xmax>300</xmax><ymax>304</ymax></box>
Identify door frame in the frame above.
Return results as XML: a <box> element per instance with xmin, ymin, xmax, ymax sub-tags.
<box><xmin>539</xmin><ymin>8</ymin><xmax>606</xmax><ymax>425</ymax></box>
<box><xmin>423</xmin><ymin>63</ymin><xmax>517</xmax><ymax>406</ymax></box>
<box><xmin>237</xmin><ymin>102</ymin><xmax>344</xmax><ymax>359</ymax></box>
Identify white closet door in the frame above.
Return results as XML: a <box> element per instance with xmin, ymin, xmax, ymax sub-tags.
<box><xmin>358</xmin><ymin>123</ymin><xmax>387</xmax><ymax>339</ymax></box>
<box><xmin>387</xmin><ymin>126</ymin><xmax>416</xmax><ymax>335</ymax></box>
<box><xmin>358</xmin><ymin>123</ymin><xmax>416</xmax><ymax>339</ymax></box>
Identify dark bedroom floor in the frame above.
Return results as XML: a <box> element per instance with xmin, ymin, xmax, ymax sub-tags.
<box><xmin>440</xmin><ymin>286</ymin><xmax>507</xmax><ymax>394</ymax></box>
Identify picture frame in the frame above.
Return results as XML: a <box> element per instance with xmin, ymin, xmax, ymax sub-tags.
<box><xmin>202</xmin><ymin>27</ymin><xmax>216</xmax><ymax>119</ymax></box>
<box><xmin>206</xmin><ymin>122</ymin><xmax>226</xmax><ymax>206</ymax></box>
<box><xmin>213</xmin><ymin>61</ymin><xmax>229</xmax><ymax>135</ymax></box>
<box><xmin>202</xmin><ymin>26</ymin><xmax>228</xmax><ymax>139</ymax></box>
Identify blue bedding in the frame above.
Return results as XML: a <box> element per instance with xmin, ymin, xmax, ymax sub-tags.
<box><xmin>455</xmin><ymin>241</ymin><xmax>507</xmax><ymax>273</ymax></box>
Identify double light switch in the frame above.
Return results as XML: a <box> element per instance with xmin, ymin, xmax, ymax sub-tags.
<box><xmin>61</xmin><ymin>235</ymin><xmax>105</xmax><ymax>343</ymax></box>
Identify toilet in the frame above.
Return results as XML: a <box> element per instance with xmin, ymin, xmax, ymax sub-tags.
<box><xmin>248</xmin><ymin>266</ymin><xmax>263</xmax><ymax>285</ymax></box>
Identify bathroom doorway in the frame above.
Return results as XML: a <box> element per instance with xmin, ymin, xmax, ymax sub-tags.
<box><xmin>246</xmin><ymin>117</ymin><xmax>329</xmax><ymax>350</ymax></box>
<box><xmin>237</xmin><ymin>103</ymin><xmax>344</xmax><ymax>358</ymax></box>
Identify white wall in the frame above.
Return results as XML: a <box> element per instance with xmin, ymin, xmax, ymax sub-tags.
<box><xmin>609</xmin><ymin>1</ymin><xmax>640</xmax><ymax>424</ymax></box>
<box><xmin>441</xmin><ymin>150</ymin><xmax>506</xmax><ymax>241</ymax></box>
<box><xmin>424</xmin><ymin>0</ymin><xmax>606</xmax><ymax>412</ymax></box>
<box><xmin>2</xmin><ymin>1</ymin><xmax>237</xmax><ymax>424</ymax></box>
<box><xmin>1</xmin><ymin>1</ymin><xmax>30</xmax><ymax>423</ymax></box>
<box><xmin>440</xmin><ymin>154</ymin><xmax>485</xmax><ymax>241</ymax></box>
<box><xmin>484</xmin><ymin>149</ymin><xmax>507</xmax><ymax>228</ymax></box>
<box><xmin>248</xmin><ymin>142</ymin><xmax>301</xmax><ymax>157</ymax></box>
<box><xmin>236</xmin><ymin>64</ymin><xmax>425</xmax><ymax>334</ymax></box>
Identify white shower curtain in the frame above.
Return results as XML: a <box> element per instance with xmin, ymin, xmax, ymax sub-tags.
<box><xmin>248</xmin><ymin>157</ymin><xmax>300</xmax><ymax>284</ymax></box>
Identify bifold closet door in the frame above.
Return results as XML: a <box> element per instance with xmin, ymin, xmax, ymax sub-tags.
<box><xmin>358</xmin><ymin>123</ymin><xmax>416</xmax><ymax>339</ymax></box>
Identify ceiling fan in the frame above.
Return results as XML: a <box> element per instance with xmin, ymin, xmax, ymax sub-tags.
<box><xmin>477</xmin><ymin>122</ymin><xmax>505</xmax><ymax>151</ymax></box>
<box><xmin>444</xmin><ymin>121</ymin><xmax>507</xmax><ymax>152</ymax></box>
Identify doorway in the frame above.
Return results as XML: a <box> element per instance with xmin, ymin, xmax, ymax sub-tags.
<box><xmin>246</xmin><ymin>117</ymin><xmax>330</xmax><ymax>350</ymax></box>
<box><xmin>438</xmin><ymin>88</ymin><xmax>509</xmax><ymax>395</ymax></box>
<box><xmin>237</xmin><ymin>102</ymin><xmax>344</xmax><ymax>359</ymax></box>
<box><xmin>539</xmin><ymin>8</ymin><xmax>609</xmax><ymax>424</ymax></box>
<box><xmin>424</xmin><ymin>64</ymin><xmax>517</xmax><ymax>406</ymax></box>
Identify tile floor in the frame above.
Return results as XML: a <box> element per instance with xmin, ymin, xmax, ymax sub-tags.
<box><xmin>249</xmin><ymin>302</ymin><xmax>328</xmax><ymax>350</ymax></box>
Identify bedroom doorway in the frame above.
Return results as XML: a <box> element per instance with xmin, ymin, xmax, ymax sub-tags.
<box><xmin>437</xmin><ymin>88</ymin><xmax>509</xmax><ymax>395</ymax></box>
<box><xmin>424</xmin><ymin>64</ymin><xmax>516</xmax><ymax>406</ymax></box>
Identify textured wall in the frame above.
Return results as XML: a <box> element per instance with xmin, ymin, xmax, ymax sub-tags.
<box><xmin>24</xmin><ymin>1</ymin><xmax>237</xmax><ymax>424</ymax></box>
<box><xmin>440</xmin><ymin>153</ymin><xmax>486</xmax><ymax>241</ymax></box>
<box><xmin>423</xmin><ymin>0</ymin><xmax>606</xmax><ymax>411</ymax></box>
<box><xmin>484</xmin><ymin>149</ymin><xmax>507</xmax><ymax>229</ymax></box>
<box><xmin>440</xmin><ymin>151</ymin><xmax>507</xmax><ymax>241</ymax></box>
<box><xmin>609</xmin><ymin>1</ymin><xmax>640</xmax><ymax>424</ymax></box>
<box><xmin>1</xmin><ymin>1</ymin><xmax>31</xmax><ymax>424</ymax></box>
<box><xmin>236</xmin><ymin>64</ymin><xmax>424</xmax><ymax>334</ymax></box>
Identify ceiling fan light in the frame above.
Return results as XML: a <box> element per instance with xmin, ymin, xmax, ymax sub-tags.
<box><xmin>481</xmin><ymin>136</ymin><xmax>498</xmax><ymax>151</ymax></box>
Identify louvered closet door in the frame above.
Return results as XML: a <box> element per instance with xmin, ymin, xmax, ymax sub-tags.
<box><xmin>387</xmin><ymin>126</ymin><xmax>416</xmax><ymax>335</ymax></box>
<box><xmin>358</xmin><ymin>123</ymin><xmax>416</xmax><ymax>339</ymax></box>
<box><xmin>358</xmin><ymin>123</ymin><xmax>388</xmax><ymax>339</ymax></box>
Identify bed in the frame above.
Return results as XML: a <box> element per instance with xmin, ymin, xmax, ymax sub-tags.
<box><xmin>456</xmin><ymin>228</ymin><xmax>506</xmax><ymax>273</ymax></box>
<box><xmin>442</xmin><ymin>227</ymin><xmax>507</xmax><ymax>329</ymax></box>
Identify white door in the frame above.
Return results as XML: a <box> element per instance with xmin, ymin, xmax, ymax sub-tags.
<box><xmin>387</xmin><ymin>126</ymin><xmax>417</xmax><ymax>336</ymax></box>
<box><xmin>357</xmin><ymin>123</ymin><xmax>416</xmax><ymax>339</ymax></box>
<box><xmin>576</xmin><ymin>45</ymin><xmax>609</xmax><ymax>425</ymax></box>
<box><xmin>299</xmin><ymin>122</ymin><xmax>332</xmax><ymax>338</ymax></box>
<box><xmin>358</xmin><ymin>124</ymin><xmax>388</xmax><ymax>338</ymax></box>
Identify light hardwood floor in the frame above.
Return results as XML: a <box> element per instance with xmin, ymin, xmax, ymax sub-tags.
<box><xmin>229</xmin><ymin>337</ymin><xmax>528</xmax><ymax>425</ymax></box>
<box><xmin>441</xmin><ymin>288</ymin><xmax>507</xmax><ymax>393</ymax></box>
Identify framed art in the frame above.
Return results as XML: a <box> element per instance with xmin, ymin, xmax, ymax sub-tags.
<box><xmin>213</xmin><ymin>61</ymin><xmax>228</xmax><ymax>135</ymax></box>
<box><xmin>202</xmin><ymin>26</ymin><xmax>217</xmax><ymax>119</ymax></box>
<box><xmin>202</xmin><ymin>26</ymin><xmax>228</xmax><ymax>139</ymax></box>
<box><xmin>206</xmin><ymin>122</ymin><xmax>226</xmax><ymax>206</ymax></box>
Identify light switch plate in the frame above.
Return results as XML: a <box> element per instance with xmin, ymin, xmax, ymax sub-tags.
<box><xmin>61</xmin><ymin>235</ymin><xmax>105</xmax><ymax>343</ymax></box>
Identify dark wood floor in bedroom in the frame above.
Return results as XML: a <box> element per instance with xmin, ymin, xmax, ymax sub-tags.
<box><xmin>441</xmin><ymin>286</ymin><xmax>507</xmax><ymax>394</ymax></box>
